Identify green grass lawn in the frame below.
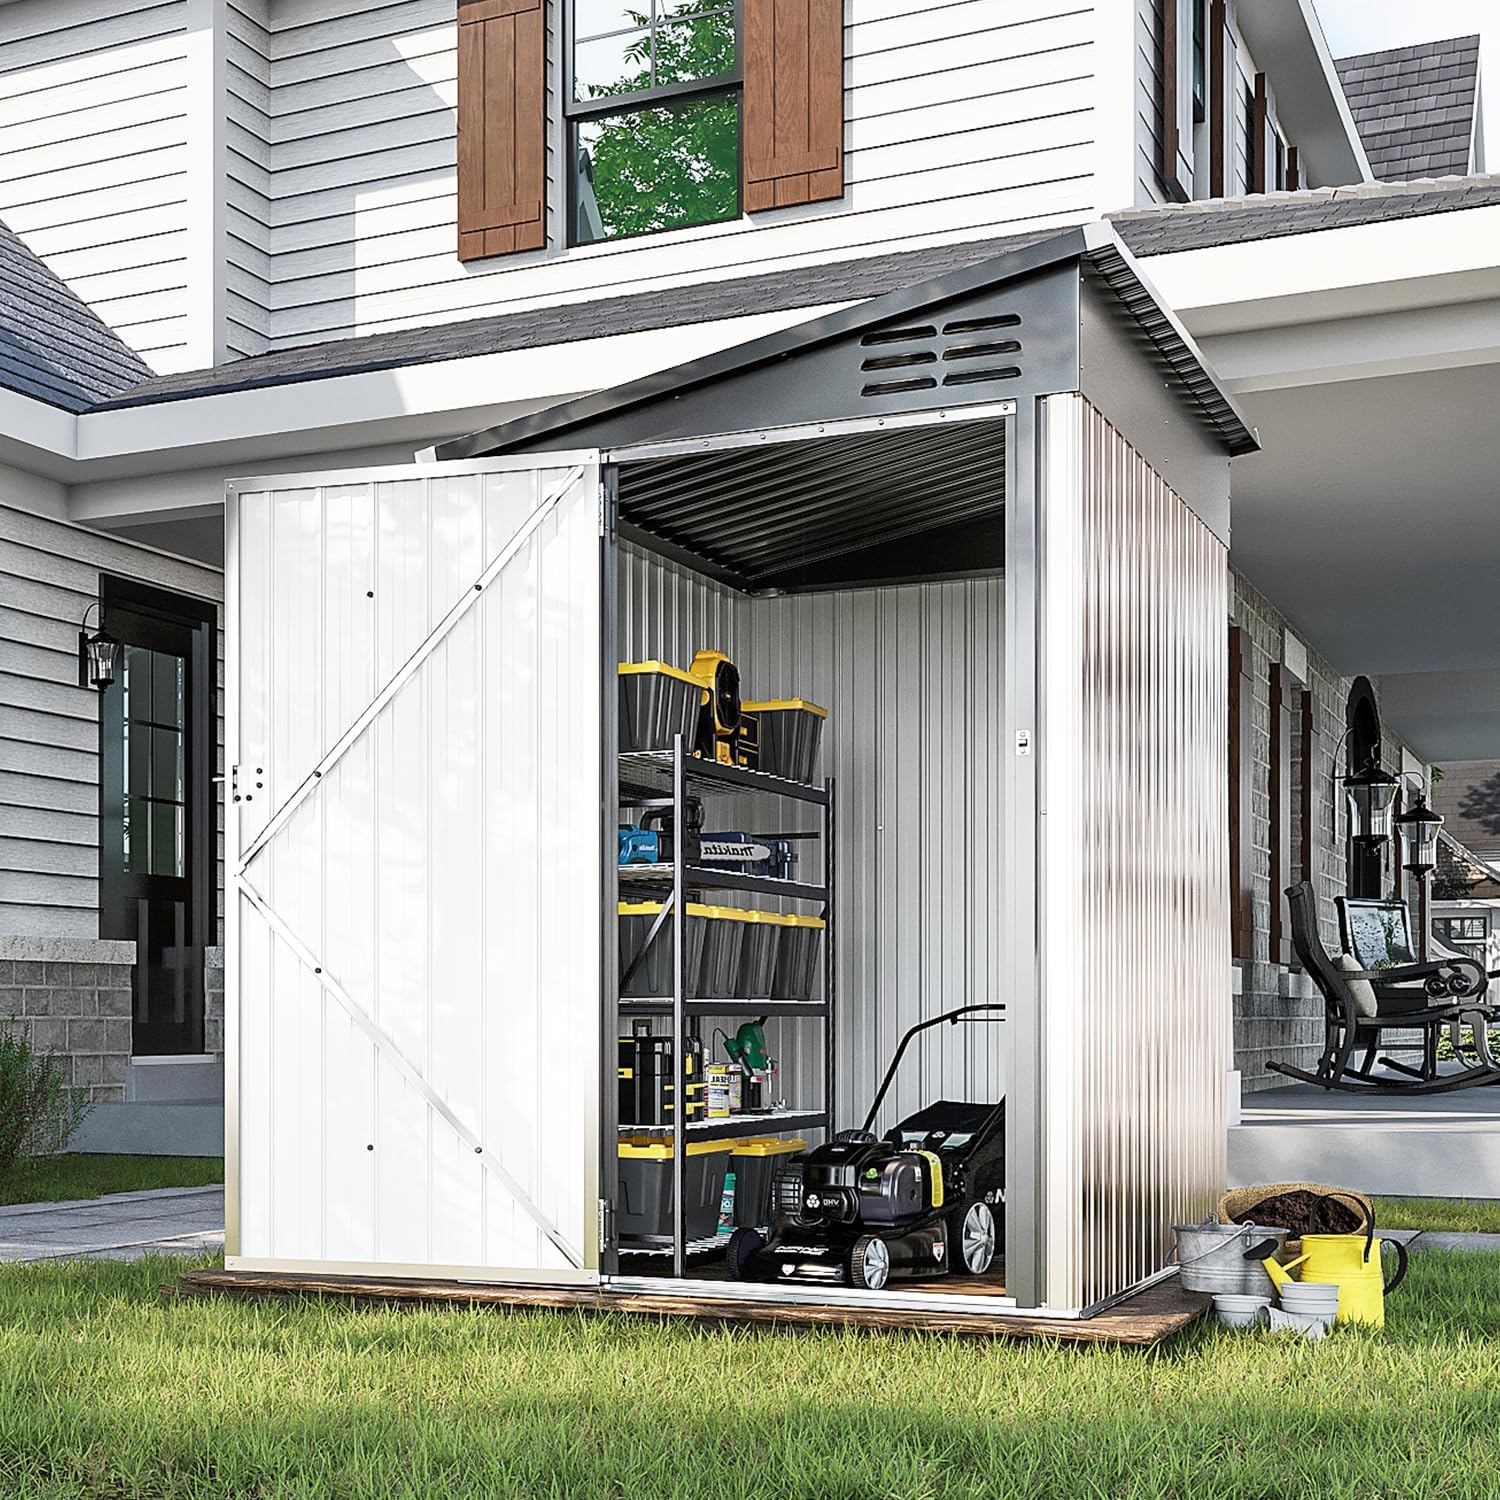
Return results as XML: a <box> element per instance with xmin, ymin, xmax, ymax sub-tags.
<box><xmin>1373</xmin><ymin>1196</ymin><xmax>1500</xmax><ymax>1234</ymax></box>
<box><xmin>2</xmin><ymin>1252</ymin><xmax>1500</xmax><ymax>1499</ymax></box>
<box><xmin>0</xmin><ymin>1155</ymin><xmax>223</xmax><ymax>1208</ymax></box>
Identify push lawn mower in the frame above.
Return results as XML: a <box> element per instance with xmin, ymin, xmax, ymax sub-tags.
<box><xmin>726</xmin><ymin>1004</ymin><xmax>1005</xmax><ymax>1291</ymax></box>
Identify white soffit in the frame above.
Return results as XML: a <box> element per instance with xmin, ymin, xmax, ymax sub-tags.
<box><xmin>1142</xmin><ymin>205</ymin><xmax>1500</xmax><ymax>337</ymax></box>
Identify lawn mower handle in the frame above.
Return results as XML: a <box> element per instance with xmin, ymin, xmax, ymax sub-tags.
<box><xmin>860</xmin><ymin>1003</ymin><xmax>1007</xmax><ymax>1134</ymax></box>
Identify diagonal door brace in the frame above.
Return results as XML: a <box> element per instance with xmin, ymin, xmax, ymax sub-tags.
<box><xmin>235</xmin><ymin>875</ymin><xmax>583</xmax><ymax>1269</ymax></box>
<box><xmin>236</xmin><ymin>463</ymin><xmax>587</xmax><ymax>877</ymax></box>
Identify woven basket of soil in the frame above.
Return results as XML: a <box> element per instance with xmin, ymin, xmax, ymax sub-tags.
<box><xmin>1217</xmin><ymin>1183</ymin><xmax>1372</xmax><ymax>1248</ymax></box>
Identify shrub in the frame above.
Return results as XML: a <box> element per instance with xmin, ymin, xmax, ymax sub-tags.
<box><xmin>0</xmin><ymin>1021</ymin><xmax>91</xmax><ymax>1184</ymax></box>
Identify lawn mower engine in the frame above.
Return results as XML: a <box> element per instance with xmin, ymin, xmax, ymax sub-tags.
<box><xmin>727</xmin><ymin>1081</ymin><xmax>1005</xmax><ymax>1291</ymax></box>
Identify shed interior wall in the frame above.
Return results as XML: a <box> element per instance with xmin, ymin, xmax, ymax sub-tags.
<box><xmin>617</xmin><ymin>540</ymin><xmax>1007</xmax><ymax>1156</ymax></box>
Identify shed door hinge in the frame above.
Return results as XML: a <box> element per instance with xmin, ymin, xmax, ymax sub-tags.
<box><xmin>597</xmin><ymin>1196</ymin><xmax>614</xmax><ymax>1251</ymax></box>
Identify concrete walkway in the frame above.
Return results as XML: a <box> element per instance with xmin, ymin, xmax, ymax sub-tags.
<box><xmin>0</xmin><ymin>1185</ymin><xmax>224</xmax><ymax>1263</ymax></box>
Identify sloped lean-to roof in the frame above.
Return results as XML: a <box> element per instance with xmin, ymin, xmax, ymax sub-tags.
<box><xmin>1336</xmin><ymin>35</ymin><xmax>1483</xmax><ymax>182</ymax></box>
<box><xmin>0</xmin><ymin>218</ymin><xmax>152</xmax><ymax>412</ymax></box>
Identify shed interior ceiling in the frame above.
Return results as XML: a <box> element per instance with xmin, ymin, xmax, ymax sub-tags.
<box><xmin>616</xmin><ymin>418</ymin><xmax>1006</xmax><ymax>593</ymax></box>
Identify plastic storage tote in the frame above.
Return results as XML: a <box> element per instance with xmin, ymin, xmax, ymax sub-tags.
<box><xmin>618</xmin><ymin>900</ymin><xmax>708</xmax><ymax>997</ymax></box>
<box><xmin>730</xmin><ymin>1137</ymin><xmax>807</xmax><ymax>1227</ymax></box>
<box><xmin>619</xmin><ymin>660</ymin><xmax>700</xmax><ymax>754</ymax></box>
<box><xmin>617</xmin><ymin>1138</ymin><xmax>735</xmax><ymax>1246</ymax></box>
<box><xmin>695</xmin><ymin>906</ymin><xmax>749</xmax><ymax>998</ymax></box>
<box><xmin>743</xmin><ymin>699</ymin><xmax>827</xmax><ymax>782</ymax></box>
<box><xmin>771</xmin><ymin>912</ymin><xmax>826</xmax><ymax>999</ymax></box>
<box><xmin>733</xmin><ymin>909</ymin><xmax>783</xmax><ymax>999</ymax></box>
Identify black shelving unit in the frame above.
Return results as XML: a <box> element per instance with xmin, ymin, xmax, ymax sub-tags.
<box><xmin>617</xmin><ymin>733</ymin><xmax>835</xmax><ymax>1278</ymax></box>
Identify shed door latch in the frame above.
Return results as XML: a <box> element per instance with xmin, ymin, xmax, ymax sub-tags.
<box><xmin>1015</xmin><ymin>729</ymin><xmax>1032</xmax><ymax>757</ymax></box>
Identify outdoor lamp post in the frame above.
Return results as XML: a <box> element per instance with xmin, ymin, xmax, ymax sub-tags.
<box><xmin>1395</xmin><ymin>794</ymin><xmax>1444</xmax><ymax>878</ymax></box>
<box><xmin>78</xmin><ymin>602</ymin><xmax>119</xmax><ymax>691</ymax></box>
<box><xmin>1343</xmin><ymin>757</ymin><xmax>1399</xmax><ymax>842</ymax></box>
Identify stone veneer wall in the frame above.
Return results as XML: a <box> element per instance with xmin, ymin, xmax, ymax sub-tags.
<box><xmin>0</xmin><ymin>937</ymin><xmax>135</xmax><ymax>1104</ymax></box>
<box><xmin>1230</xmin><ymin>571</ymin><xmax>1423</xmax><ymax>1093</ymax></box>
<box><xmin>205</xmin><ymin>946</ymin><xmax>224</xmax><ymax>1057</ymax></box>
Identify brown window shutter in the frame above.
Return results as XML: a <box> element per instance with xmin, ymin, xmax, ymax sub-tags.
<box><xmin>457</xmin><ymin>0</ymin><xmax>545</xmax><ymax>262</ymax></box>
<box><xmin>1158</xmin><ymin>0</ymin><xmax>1192</xmax><ymax>202</ymax></box>
<box><xmin>743</xmin><ymin>0</ymin><xmax>844</xmax><ymax>212</ymax></box>
<box><xmin>1208</xmin><ymin>0</ymin><xmax>1227</xmax><ymax>198</ymax></box>
<box><xmin>1285</xmin><ymin>144</ymin><xmax>1300</xmax><ymax>192</ymax></box>
<box><xmin>1251</xmin><ymin>72</ymin><xmax>1268</xmax><ymax>193</ymax></box>
<box><xmin>1228</xmin><ymin>625</ymin><xmax>1255</xmax><ymax>961</ymax></box>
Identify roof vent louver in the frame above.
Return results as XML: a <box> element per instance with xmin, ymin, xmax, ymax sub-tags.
<box><xmin>858</xmin><ymin>310</ymin><xmax>1023</xmax><ymax>402</ymax></box>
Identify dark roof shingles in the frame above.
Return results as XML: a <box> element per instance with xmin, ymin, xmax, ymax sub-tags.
<box><xmin>0</xmin><ymin>219</ymin><xmax>151</xmax><ymax>412</ymax></box>
<box><xmin>28</xmin><ymin>174</ymin><xmax>1500</xmax><ymax>414</ymax></box>
<box><xmin>1335</xmin><ymin>35</ymin><xmax>1481</xmax><ymax>182</ymax></box>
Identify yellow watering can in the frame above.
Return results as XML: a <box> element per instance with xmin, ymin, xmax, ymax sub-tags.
<box><xmin>1260</xmin><ymin>1194</ymin><xmax>1408</xmax><ymax>1327</ymax></box>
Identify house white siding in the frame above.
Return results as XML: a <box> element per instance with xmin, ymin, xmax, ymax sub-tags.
<box><xmin>0</xmin><ymin>499</ymin><xmax>224</xmax><ymax>939</ymax></box>
<box><xmin>1134</xmin><ymin>0</ymin><xmax>1166</xmax><ymax>205</ymax></box>
<box><xmin>0</xmin><ymin>0</ymin><xmax>193</xmax><ymax>372</ymax></box>
<box><xmin>219</xmin><ymin>0</ymin><xmax>1099</xmax><ymax>349</ymax></box>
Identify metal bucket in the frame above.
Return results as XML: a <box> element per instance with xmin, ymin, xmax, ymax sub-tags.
<box><xmin>1172</xmin><ymin>1220</ymin><xmax>1289</xmax><ymax>1297</ymax></box>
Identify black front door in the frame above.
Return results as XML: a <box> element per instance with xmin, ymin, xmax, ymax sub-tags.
<box><xmin>100</xmin><ymin>577</ymin><xmax>217</xmax><ymax>1057</ymax></box>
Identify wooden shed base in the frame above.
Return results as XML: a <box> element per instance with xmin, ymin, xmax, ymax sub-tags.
<box><xmin>173</xmin><ymin>1268</ymin><xmax>1206</xmax><ymax>1345</ymax></box>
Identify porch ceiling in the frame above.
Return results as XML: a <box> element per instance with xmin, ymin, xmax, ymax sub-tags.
<box><xmin>1136</xmin><ymin>200</ymin><xmax>1500</xmax><ymax>763</ymax></box>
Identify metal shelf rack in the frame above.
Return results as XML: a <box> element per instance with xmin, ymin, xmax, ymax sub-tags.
<box><xmin>616</xmin><ymin>733</ymin><xmax>835</xmax><ymax>1276</ymax></box>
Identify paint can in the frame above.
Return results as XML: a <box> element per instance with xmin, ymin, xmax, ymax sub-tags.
<box><xmin>706</xmin><ymin>1064</ymin><xmax>733</xmax><ymax>1118</ymax></box>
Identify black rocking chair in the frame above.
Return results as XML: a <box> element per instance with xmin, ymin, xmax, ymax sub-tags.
<box><xmin>1268</xmin><ymin>881</ymin><xmax>1500</xmax><ymax>1094</ymax></box>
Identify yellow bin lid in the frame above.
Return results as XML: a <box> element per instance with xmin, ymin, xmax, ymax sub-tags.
<box><xmin>618</xmin><ymin>1138</ymin><xmax>736</xmax><ymax>1159</ymax></box>
<box><xmin>730</xmin><ymin>1137</ymin><xmax>807</xmax><ymax>1157</ymax></box>
<box><xmin>742</xmin><ymin>698</ymin><xmax>828</xmax><ymax>718</ymax></box>
<box><xmin>618</xmin><ymin>659</ymin><xmax>696</xmax><ymax>684</ymax></box>
<box><xmin>618</xmin><ymin>900</ymin><xmax>743</xmax><ymax>921</ymax></box>
<box><xmin>780</xmin><ymin>913</ymin><xmax>826</xmax><ymax>930</ymax></box>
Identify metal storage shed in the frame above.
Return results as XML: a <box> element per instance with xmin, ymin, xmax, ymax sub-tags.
<box><xmin>225</xmin><ymin>223</ymin><xmax>1255</xmax><ymax>1320</ymax></box>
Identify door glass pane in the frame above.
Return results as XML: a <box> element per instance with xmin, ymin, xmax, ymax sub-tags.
<box><xmin>151</xmin><ymin>726</ymin><xmax>184</xmax><ymax>800</ymax></box>
<box><xmin>149</xmin><ymin>800</ymin><xmax>184</xmax><ymax>878</ymax></box>
<box><xmin>152</xmin><ymin>653</ymin><xmax>184</xmax><ymax>725</ymax></box>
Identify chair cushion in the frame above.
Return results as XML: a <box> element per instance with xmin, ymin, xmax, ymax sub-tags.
<box><xmin>1335</xmin><ymin>953</ymin><xmax>1378</xmax><ymax>1018</ymax></box>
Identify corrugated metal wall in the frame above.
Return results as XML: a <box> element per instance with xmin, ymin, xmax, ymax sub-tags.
<box><xmin>1037</xmin><ymin>395</ymin><xmax>1229</xmax><ymax>1310</ymax></box>
<box><xmin>619</xmin><ymin>542</ymin><xmax>1006</xmax><ymax>1133</ymax></box>
<box><xmin>230</xmin><ymin>461</ymin><xmax>601</xmax><ymax>1279</ymax></box>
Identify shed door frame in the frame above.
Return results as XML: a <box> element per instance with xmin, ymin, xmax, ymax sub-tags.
<box><xmin>599</xmin><ymin>400</ymin><xmax>1038</xmax><ymax>1311</ymax></box>
<box><xmin>226</xmin><ymin>453</ymin><xmax>606</xmax><ymax>1284</ymax></box>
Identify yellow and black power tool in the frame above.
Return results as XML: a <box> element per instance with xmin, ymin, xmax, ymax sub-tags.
<box><xmin>687</xmin><ymin>649</ymin><xmax>755</xmax><ymax>765</ymax></box>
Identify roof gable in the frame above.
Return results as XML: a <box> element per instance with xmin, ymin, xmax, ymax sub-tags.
<box><xmin>1336</xmin><ymin>35</ymin><xmax>1481</xmax><ymax>182</ymax></box>
<box><xmin>433</xmin><ymin>226</ymin><xmax>1256</xmax><ymax>464</ymax></box>
<box><xmin>0</xmin><ymin>218</ymin><xmax>152</xmax><ymax>412</ymax></box>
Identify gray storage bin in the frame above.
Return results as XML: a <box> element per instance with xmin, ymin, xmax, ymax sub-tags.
<box><xmin>696</xmin><ymin>907</ymin><xmax>747</xmax><ymax>998</ymax></box>
<box><xmin>734</xmin><ymin>911</ymin><xmax>781</xmax><ymax>999</ymax></box>
<box><xmin>744</xmin><ymin>699</ymin><xmax>827</xmax><ymax>782</ymax></box>
<box><xmin>617</xmin><ymin>1139</ymin><xmax>732</xmax><ymax>1246</ymax></box>
<box><xmin>619</xmin><ymin>661</ymin><xmax>700</xmax><ymax>754</ymax></box>
<box><xmin>772</xmin><ymin>913</ymin><xmax>825</xmax><ymax>1000</ymax></box>
<box><xmin>618</xmin><ymin>901</ymin><xmax>707</xmax><ymax>997</ymax></box>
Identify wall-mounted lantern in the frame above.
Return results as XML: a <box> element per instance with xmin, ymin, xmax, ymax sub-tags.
<box><xmin>78</xmin><ymin>602</ymin><xmax>119</xmax><ymax>691</ymax></box>
<box><xmin>1343</xmin><ymin>756</ymin><xmax>1399</xmax><ymax>843</ymax></box>
<box><xmin>1395</xmin><ymin>793</ymin><xmax>1443</xmax><ymax>878</ymax></box>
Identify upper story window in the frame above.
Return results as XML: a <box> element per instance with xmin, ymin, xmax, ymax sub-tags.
<box><xmin>568</xmin><ymin>2</ymin><xmax>743</xmax><ymax>246</ymax></box>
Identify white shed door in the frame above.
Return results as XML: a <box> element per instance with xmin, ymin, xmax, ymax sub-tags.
<box><xmin>227</xmin><ymin>458</ymin><xmax>603</xmax><ymax>1282</ymax></box>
